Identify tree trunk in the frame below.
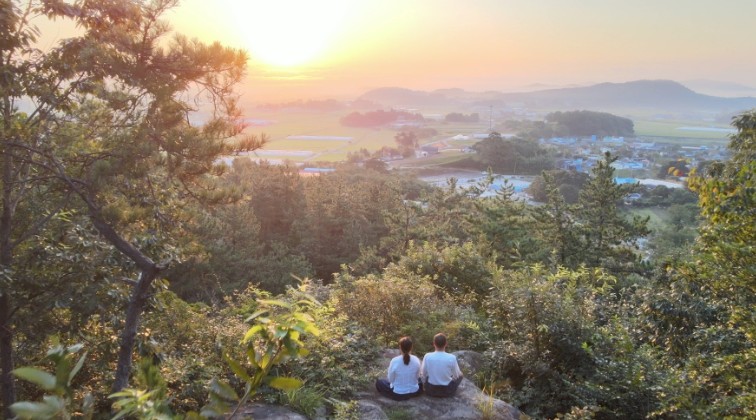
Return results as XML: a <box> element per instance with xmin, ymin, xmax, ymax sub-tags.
<box><xmin>0</xmin><ymin>293</ymin><xmax>15</xmax><ymax>418</ymax></box>
<box><xmin>111</xmin><ymin>266</ymin><xmax>159</xmax><ymax>393</ymax></box>
<box><xmin>0</xmin><ymin>142</ymin><xmax>16</xmax><ymax>416</ymax></box>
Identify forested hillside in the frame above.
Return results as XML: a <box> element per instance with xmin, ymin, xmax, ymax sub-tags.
<box><xmin>1</xmin><ymin>2</ymin><xmax>754</xmax><ymax>419</ymax></box>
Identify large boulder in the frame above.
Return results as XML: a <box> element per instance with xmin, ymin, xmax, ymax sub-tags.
<box><xmin>231</xmin><ymin>349</ymin><xmax>521</xmax><ymax>419</ymax></box>
<box><xmin>453</xmin><ymin>350</ymin><xmax>485</xmax><ymax>378</ymax></box>
<box><xmin>359</xmin><ymin>349</ymin><xmax>522</xmax><ymax>420</ymax></box>
<box><xmin>228</xmin><ymin>403</ymin><xmax>309</xmax><ymax>419</ymax></box>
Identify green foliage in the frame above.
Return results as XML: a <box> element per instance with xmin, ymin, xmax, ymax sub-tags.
<box><xmin>529</xmin><ymin>170</ymin><xmax>589</xmax><ymax>204</ymax></box>
<box><xmin>545</xmin><ymin>110</ymin><xmax>635</xmax><ymax>137</ymax></box>
<box><xmin>396</xmin><ymin>241</ymin><xmax>495</xmax><ymax>298</ymax></box>
<box><xmin>385</xmin><ymin>406</ymin><xmax>414</xmax><ymax>420</ymax></box>
<box><xmin>142</xmin><ymin>291</ymin><xmax>248</xmax><ymax>412</ymax></box>
<box><xmin>483</xmin><ymin>265</ymin><xmax>664</xmax><ymax>418</ymax></box>
<box><xmin>689</xmin><ymin>110</ymin><xmax>756</xmax><ymax>299</ymax></box>
<box><xmin>535</xmin><ymin>153</ymin><xmax>650</xmax><ymax>275</ymax></box>
<box><xmin>10</xmin><ymin>343</ymin><xmax>92</xmax><ymax>420</ymax></box>
<box><xmin>280</xmin><ymin>385</ymin><xmax>325</xmax><ymax>418</ymax></box>
<box><xmin>330</xmin><ymin>399</ymin><xmax>361</xmax><ymax>420</ymax></box>
<box><xmin>654</xmin><ymin>109</ymin><xmax>756</xmax><ymax>418</ymax></box>
<box><xmin>395</xmin><ymin>131</ymin><xmax>419</xmax><ymax>157</ymax></box>
<box><xmin>473</xmin><ymin>182</ymin><xmax>546</xmax><ymax>268</ymax></box>
<box><xmin>109</xmin><ymin>358</ymin><xmax>178</xmax><ymax>420</ymax></box>
<box><xmin>286</xmin><ymin>301</ymin><xmax>379</xmax><ymax>399</ymax></box>
<box><xmin>203</xmin><ymin>285</ymin><xmax>320</xmax><ymax>417</ymax></box>
<box><xmin>471</xmin><ymin>133</ymin><xmax>554</xmax><ymax>174</ymax></box>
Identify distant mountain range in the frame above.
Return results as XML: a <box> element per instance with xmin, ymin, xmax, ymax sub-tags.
<box><xmin>358</xmin><ymin>80</ymin><xmax>756</xmax><ymax>114</ymax></box>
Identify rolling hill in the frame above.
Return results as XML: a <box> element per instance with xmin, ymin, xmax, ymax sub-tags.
<box><xmin>359</xmin><ymin>80</ymin><xmax>756</xmax><ymax>114</ymax></box>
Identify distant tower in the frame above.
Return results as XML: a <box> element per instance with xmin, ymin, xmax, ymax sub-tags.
<box><xmin>489</xmin><ymin>105</ymin><xmax>493</xmax><ymax>131</ymax></box>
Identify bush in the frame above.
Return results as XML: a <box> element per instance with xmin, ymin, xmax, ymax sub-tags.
<box><xmin>332</xmin><ymin>269</ymin><xmax>470</xmax><ymax>354</ymax></box>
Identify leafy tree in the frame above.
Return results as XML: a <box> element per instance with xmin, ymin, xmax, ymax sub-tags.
<box><xmin>473</xmin><ymin>181</ymin><xmax>544</xmax><ymax>268</ymax></box>
<box><xmin>395</xmin><ymin>241</ymin><xmax>495</xmax><ymax>299</ymax></box>
<box><xmin>532</xmin><ymin>172</ymin><xmax>582</xmax><ymax>268</ymax></box>
<box><xmin>575</xmin><ymin>153</ymin><xmax>649</xmax><ymax>273</ymax></box>
<box><xmin>394</xmin><ymin>131</ymin><xmax>418</xmax><ymax>158</ymax></box>
<box><xmin>0</xmin><ymin>0</ymin><xmax>257</xmax><ymax>396</ymax></box>
<box><xmin>657</xmin><ymin>159</ymin><xmax>690</xmax><ymax>178</ymax></box>
<box><xmin>471</xmin><ymin>133</ymin><xmax>553</xmax><ymax>174</ymax></box>
<box><xmin>545</xmin><ymin>110</ymin><xmax>634</xmax><ymax>137</ymax></box>
<box><xmin>483</xmin><ymin>265</ymin><xmax>663</xmax><ymax>418</ymax></box>
<box><xmin>688</xmin><ymin>110</ymin><xmax>755</xmax><ymax>302</ymax></box>
<box><xmin>528</xmin><ymin>170</ymin><xmax>589</xmax><ymax>204</ymax></box>
<box><xmin>334</xmin><ymin>269</ymin><xmax>472</xmax><ymax>354</ymax></box>
<box><xmin>295</xmin><ymin>170</ymin><xmax>404</xmax><ymax>279</ymax></box>
<box><xmin>658</xmin><ymin>110</ymin><xmax>756</xmax><ymax>418</ymax></box>
<box><xmin>445</xmin><ymin>112</ymin><xmax>479</xmax><ymax>123</ymax></box>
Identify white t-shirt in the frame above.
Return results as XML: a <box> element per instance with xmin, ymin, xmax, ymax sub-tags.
<box><xmin>387</xmin><ymin>354</ymin><xmax>421</xmax><ymax>394</ymax></box>
<box><xmin>421</xmin><ymin>350</ymin><xmax>463</xmax><ymax>386</ymax></box>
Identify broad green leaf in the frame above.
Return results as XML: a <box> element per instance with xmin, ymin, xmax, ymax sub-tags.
<box><xmin>67</xmin><ymin>343</ymin><xmax>84</xmax><ymax>354</ymax></box>
<box><xmin>268</xmin><ymin>376</ymin><xmax>303</xmax><ymax>391</ymax></box>
<box><xmin>274</xmin><ymin>328</ymin><xmax>289</xmax><ymax>339</ymax></box>
<box><xmin>242</xmin><ymin>325</ymin><xmax>263</xmax><ymax>343</ymax></box>
<box><xmin>244</xmin><ymin>309</ymin><xmax>268</xmax><ymax>323</ymax></box>
<box><xmin>224</xmin><ymin>354</ymin><xmax>251</xmax><ymax>382</ymax></box>
<box><xmin>10</xmin><ymin>400</ymin><xmax>61</xmax><ymax>419</ymax></box>
<box><xmin>209</xmin><ymin>378</ymin><xmax>239</xmax><ymax>402</ymax></box>
<box><xmin>69</xmin><ymin>352</ymin><xmax>88</xmax><ymax>385</ymax></box>
<box><xmin>12</xmin><ymin>367</ymin><xmax>57</xmax><ymax>391</ymax></box>
<box><xmin>258</xmin><ymin>299</ymin><xmax>290</xmax><ymax>308</ymax></box>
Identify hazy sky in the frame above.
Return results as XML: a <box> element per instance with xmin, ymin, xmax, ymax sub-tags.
<box><xmin>41</xmin><ymin>1</ymin><xmax>756</xmax><ymax>101</ymax></box>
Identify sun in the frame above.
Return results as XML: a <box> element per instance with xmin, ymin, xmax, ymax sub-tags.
<box><xmin>235</xmin><ymin>1</ymin><xmax>349</xmax><ymax>67</ymax></box>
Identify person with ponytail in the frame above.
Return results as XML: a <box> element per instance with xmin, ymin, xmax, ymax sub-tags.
<box><xmin>375</xmin><ymin>336</ymin><xmax>423</xmax><ymax>400</ymax></box>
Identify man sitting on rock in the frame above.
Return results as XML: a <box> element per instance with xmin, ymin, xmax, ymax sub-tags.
<box><xmin>421</xmin><ymin>333</ymin><xmax>463</xmax><ymax>397</ymax></box>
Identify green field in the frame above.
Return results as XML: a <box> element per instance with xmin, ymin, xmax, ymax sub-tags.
<box><xmin>633</xmin><ymin>119</ymin><xmax>733</xmax><ymax>145</ymax></box>
<box><xmin>243</xmin><ymin>110</ymin><xmax>491</xmax><ymax>162</ymax></box>
<box><xmin>241</xmin><ymin>108</ymin><xmax>736</xmax><ymax>163</ymax></box>
<box><xmin>624</xmin><ymin>207</ymin><xmax>670</xmax><ymax>229</ymax></box>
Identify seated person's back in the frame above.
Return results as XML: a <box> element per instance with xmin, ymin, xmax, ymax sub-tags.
<box><xmin>421</xmin><ymin>333</ymin><xmax>463</xmax><ymax>397</ymax></box>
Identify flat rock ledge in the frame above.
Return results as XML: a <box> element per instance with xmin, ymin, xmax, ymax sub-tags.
<box><xmin>230</xmin><ymin>350</ymin><xmax>522</xmax><ymax>420</ymax></box>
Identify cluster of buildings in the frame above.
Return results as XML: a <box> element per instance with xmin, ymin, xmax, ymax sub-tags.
<box><xmin>542</xmin><ymin>135</ymin><xmax>729</xmax><ymax>183</ymax></box>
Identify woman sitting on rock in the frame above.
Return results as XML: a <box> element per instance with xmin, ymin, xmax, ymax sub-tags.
<box><xmin>375</xmin><ymin>336</ymin><xmax>423</xmax><ymax>400</ymax></box>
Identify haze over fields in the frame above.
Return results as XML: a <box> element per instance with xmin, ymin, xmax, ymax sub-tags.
<box><xmin>37</xmin><ymin>0</ymin><xmax>756</xmax><ymax>102</ymax></box>
<box><xmin>167</xmin><ymin>0</ymin><xmax>756</xmax><ymax>102</ymax></box>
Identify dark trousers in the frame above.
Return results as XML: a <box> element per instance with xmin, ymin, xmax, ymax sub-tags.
<box><xmin>424</xmin><ymin>376</ymin><xmax>463</xmax><ymax>397</ymax></box>
<box><xmin>375</xmin><ymin>378</ymin><xmax>423</xmax><ymax>401</ymax></box>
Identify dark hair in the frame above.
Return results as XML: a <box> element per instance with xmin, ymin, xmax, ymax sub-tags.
<box><xmin>433</xmin><ymin>333</ymin><xmax>447</xmax><ymax>349</ymax></box>
<box><xmin>399</xmin><ymin>336</ymin><xmax>413</xmax><ymax>365</ymax></box>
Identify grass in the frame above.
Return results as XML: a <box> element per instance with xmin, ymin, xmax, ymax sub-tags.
<box><xmin>624</xmin><ymin>207</ymin><xmax>670</xmax><ymax>230</ymax></box>
<box><xmin>385</xmin><ymin>407</ymin><xmax>414</xmax><ymax>420</ymax></box>
<box><xmin>633</xmin><ymin>119</ymin><xmax>732</xmax><ymax>143</ymax></box>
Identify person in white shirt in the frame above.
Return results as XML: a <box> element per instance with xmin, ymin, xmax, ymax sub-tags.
<box><xmin>375</xmin><ymin>336</ymin><xmax>423</xmax><ymax>400</ymax></box>
<box><xmin>421</xmin><ymin>333</ymin><xmax>463</xmax><ymax>397</ymax></box>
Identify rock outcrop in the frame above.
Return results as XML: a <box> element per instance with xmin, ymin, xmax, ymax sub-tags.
<box><xmin>231</xmin><ymin>349</ymin><xmax>522</xmax><ymax>419</ymax></box>
<box><xmin>353</xmin><ymin>349</ymin><xmax>521</xmax><ymax>420</ymax></box>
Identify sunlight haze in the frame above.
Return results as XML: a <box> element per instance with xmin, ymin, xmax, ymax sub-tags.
<box><xmin>161</xmin><ymin>1</ymin><xmax>756</xmax><ymax>100</ymax></box>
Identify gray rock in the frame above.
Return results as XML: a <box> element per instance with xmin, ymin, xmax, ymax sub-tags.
<box><xmin>453</xmin><ymin>350</ymin><xmax>485</xmax><ymax>378</ymax></box>
<box><xmin>362</xmin><ymin>349</ymin><xmax>520</xmax><ymax>420</ymax></box>
<box><xmin>359</xmin><ymin>378</ymin><xmax>520</xmax><ymax>420</ymax></box>
<box><xmin>357</xmin><ymin>400</ymin><xmax>390</xmax><ymax>420</ymax></box>
<box><xmin>228</xmin><ymin>403</ymin><xmax>308</xmax><ymax>419</ymax></box>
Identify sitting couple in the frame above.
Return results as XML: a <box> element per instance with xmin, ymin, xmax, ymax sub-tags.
<box><xmin>375</xmin><ymin>333</ymin><xmax>463</xmax><ymax>401</ymax></box>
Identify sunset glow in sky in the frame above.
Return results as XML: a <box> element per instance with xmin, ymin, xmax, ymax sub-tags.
<box><xmin>163</xmin><ymin>0</ymin><xmax>755</xmax><ymax>100</ymax></box>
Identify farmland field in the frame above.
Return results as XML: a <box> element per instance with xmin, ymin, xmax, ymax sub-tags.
<box><xmin>633</xmin><ymin>119</ymin><xmax>732</xmax><ymax>146</ymax></box>
<box><xmin>239</xmin><ymin>109</ymin><xmax>735</xmax><ymax>163</ymax></box>
<box><xmin>243</xmin><ymin>110</ymin><xmax>492</xmax><ymax>162</ymax></box>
